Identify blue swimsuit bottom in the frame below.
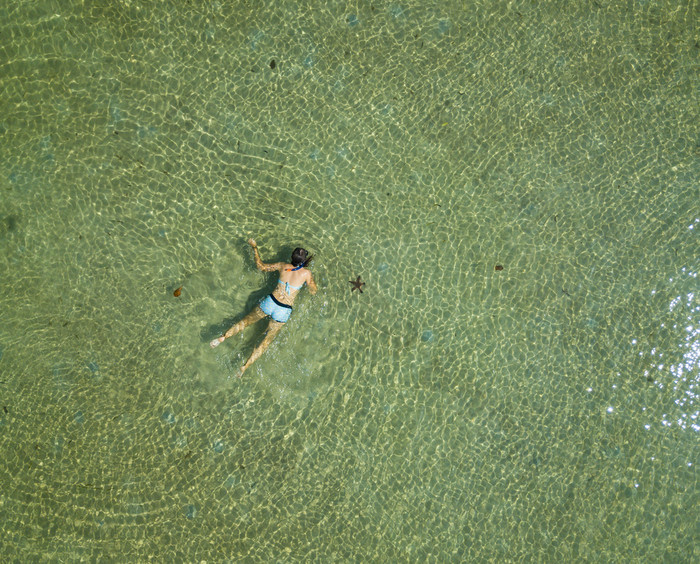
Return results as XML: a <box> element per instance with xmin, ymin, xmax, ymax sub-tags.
<box><xmin>259</xmin><ymin>294</ymin><xmax>292</xmax><ymax>323</ymax></box>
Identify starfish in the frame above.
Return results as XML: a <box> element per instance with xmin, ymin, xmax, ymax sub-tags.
<box><xmin>349</xmin><ymin>275</ymin><xmax>365</xmax><ymax>293</ymax></box>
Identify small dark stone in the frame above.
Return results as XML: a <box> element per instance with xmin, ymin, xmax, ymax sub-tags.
<box><xmin>495</xmin><ymin>265</ymin><xmax>504</xmax><ymax>271</ymax></box>
<box><xmin>3</xmin><ymin>406</ymin><xmax>7</xmax><ymax>414</ymax></box>
<box><xmin>270</xmin><ymin>59</ymin><xmax>276</xmax><ymax>69</ymax></box>
<box><xmin>5</xmin><ymin>215</ymin><xmax>18</xmax><ymax>231</ymax></box>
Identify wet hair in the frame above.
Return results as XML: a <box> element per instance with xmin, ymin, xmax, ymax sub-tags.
<box><xmin>291</xmin><ymin>247</ymin><xmax>313</xmax><ymax>268</ymax></box>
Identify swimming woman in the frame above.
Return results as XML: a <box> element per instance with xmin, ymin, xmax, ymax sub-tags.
<box><xmin>210</xmin><ymin>238</ymin><xmax>317</xmax><ymax>376</ymax></box>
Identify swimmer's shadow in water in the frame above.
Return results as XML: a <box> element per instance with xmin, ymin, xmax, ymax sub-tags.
<box><xmin>201</xmin><ymin>289</ymin><xmax>269</xmax><ymax>342</ymax></box>
<box><xmin>201</xmin><ymin>246</ymin><xmax>297</xmax><ymax>342</ymax></box>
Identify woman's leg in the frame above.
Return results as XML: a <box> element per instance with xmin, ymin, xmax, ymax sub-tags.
<box><xmin>240</xmin><ymin>320</ymin><xmax>285</xmax><ymax>375</ymax></box>
<box><xmin>211</xmin><ymin>307</ymin><xmax>267</xmax><ymax>348</ymax></box>
<box><xmin>225</xmin><ymin>307</ymin><xmax>266</xmax><ymax>338</ymax></box>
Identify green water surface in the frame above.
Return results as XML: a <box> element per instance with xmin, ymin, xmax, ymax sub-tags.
<box><xmin>0</xmin><ymin>0</ymin><xmax>698</xmax><ymax>561</ymax></box>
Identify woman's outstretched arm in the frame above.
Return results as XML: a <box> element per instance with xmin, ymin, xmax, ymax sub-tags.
<box><xmin>248</xmin><ymin>238</ymin><xmax>283</xmax><ymax>272</ymax></box>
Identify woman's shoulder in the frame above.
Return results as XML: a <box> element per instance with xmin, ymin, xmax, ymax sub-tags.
<box><xmin>279</xmin><ymin>263</ymin><xmax>301</xmax><ymax>276</ymax></box>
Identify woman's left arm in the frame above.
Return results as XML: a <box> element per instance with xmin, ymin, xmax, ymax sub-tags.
<box><xmin>248</xmin><ymin>239</ymin><xmax>282</xmax><ymax>272</ymax></box>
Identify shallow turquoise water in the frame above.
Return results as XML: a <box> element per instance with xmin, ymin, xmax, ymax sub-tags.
<box><xmin>0</xmin><ymin>0</ymin><xmax>698</xmax><ymax>560</ymax></box>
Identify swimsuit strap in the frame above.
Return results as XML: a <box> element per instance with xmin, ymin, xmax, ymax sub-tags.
<box><xmin>279</xmin><ymin>279</ymin><xmax>304</xmax><ymax>295</ymax></box>
<box><xmin>286</xmin><ymin>264</ymin><xmax>304</xmax><ymax>271</ymax></box>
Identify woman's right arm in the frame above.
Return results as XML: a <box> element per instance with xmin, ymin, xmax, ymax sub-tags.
<box><xmin>307</xmin><ymin>272</ymin><xmax>318</xmax><ymax>295</ymax></box>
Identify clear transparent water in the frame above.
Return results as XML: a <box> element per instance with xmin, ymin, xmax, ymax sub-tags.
<box><xmin>0</xmin><ymin>1</ymin><xmax>697</xmax><ymax>560</ymax></box>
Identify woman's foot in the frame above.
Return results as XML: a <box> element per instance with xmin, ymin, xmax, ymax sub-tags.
<box><xmin>210</xmin><ymin>336</ymin><xmax>225</xmax><ymax>348</ymax></box>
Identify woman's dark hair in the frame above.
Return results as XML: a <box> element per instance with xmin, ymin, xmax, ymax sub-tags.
<box><xmin>291</xmin><ymin>247</ymin><xmax>313</xmax><ymax>267</ymax></box>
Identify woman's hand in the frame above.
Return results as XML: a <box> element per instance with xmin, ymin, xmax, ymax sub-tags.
<box><xmin>248</xmin><ymin>238</ymin><xmax>257</xmax><ymax>248</ymax></box>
